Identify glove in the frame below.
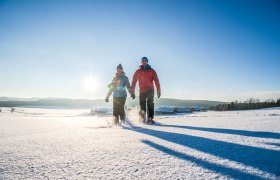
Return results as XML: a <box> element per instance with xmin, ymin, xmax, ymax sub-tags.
<box><xmin>157</xmin><ymin>91</ymin><xmax>161</xmax><ymax>98</ymax></box>
<box><xmin>105</xmin><ymin>96</ymin><xmax>109</xmax><ymax>102</ymax></box>
<box><xmin>131</xmin><ymin>92</ymin><xmax>136</xmax><ymax>99</ymax></box>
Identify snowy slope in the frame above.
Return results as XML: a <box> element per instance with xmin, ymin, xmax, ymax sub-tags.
<box><xmin>0</xmin><ymin>107</ymin><xmax>279</xmax><ymax>179</ymax></box>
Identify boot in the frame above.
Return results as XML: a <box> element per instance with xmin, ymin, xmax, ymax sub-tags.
<box><xmin>139</xmin><ymin>110</ymin><xmax>146</xmax><ymax>124</ymax></box>
<box><xmin>147</xmin><ymin>118</ymin><xmax>155</xmax><ymax>125</ymax></box>
<box><xmin>113</xmin><ymin>117</ymin><xmax>119</xmax><ymax>125</ymax></box>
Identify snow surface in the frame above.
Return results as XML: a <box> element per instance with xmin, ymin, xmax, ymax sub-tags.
<box><xmin>0</xmin><ymin>107</ymin><xmax>280</xmax><ymax>179</ymax></box>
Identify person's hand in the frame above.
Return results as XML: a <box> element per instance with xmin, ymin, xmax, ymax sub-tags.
<box><xmin>131</xmin><ymin>92</ymin><xmax>136</xmax><ymax>99</ymax></box>
<box><xmin>105</xmin><ymin>96</ymin><xmax>109</xmax><ymax>102</ymax></box>
<box><xmin>157</xmin><ymin>91</ymin><xmax>161</xmax><ymax>98</ymax></box>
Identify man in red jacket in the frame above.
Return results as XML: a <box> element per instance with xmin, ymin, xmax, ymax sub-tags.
<box><xmin>131</xmin><ymin>57</ymin><xmax>161</xmax><ymax>124</ymax></box>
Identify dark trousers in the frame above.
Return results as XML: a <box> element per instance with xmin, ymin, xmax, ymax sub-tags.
<box><xmin>113</xmin><ymin>97</ymin><xmax>126</xmax><ymax>121</ymax></box>
<box><xmin>139</xmin><ymin>90</ymin><xmax>154</xmax><ymax>119</ymax></box>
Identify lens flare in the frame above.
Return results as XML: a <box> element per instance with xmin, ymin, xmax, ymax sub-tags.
<box><xmin>83</xmin><ymin>75</ymin><xmax>99</xmax><ymax>92</ymax></box>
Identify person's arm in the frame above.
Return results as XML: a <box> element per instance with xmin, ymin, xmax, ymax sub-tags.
<box><xmin>131</xmin><ymin>70</ymin><xmax>138</xmax><ymax>94</ymax></box>
<box><xmin>106</xmin><ymin>88</ymin><xmax>113</xmax><ymax>98</ymax></box>
<box><xmin>105</xmin><ymin>77</ymin><xmax>115</xmax><ymax>102</ymax></box>
<box><xmin>130</xmin><ymin>71</ymin><xmax>138</xmax><ymax>99</ymax></box>
<box><xmin>153</xmin><ymin>70</ymin><xmax>161</xmax><ymax>98</ymax></box>
<box><xmin>125</xmin><ymin>76</ymin><xmax>131</xmax><ymax>93</ymax></box>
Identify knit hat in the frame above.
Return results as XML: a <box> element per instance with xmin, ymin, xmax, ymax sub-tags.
<box><xmin>117</xmin><ymin>64</ymin><xmax>123</xmax><ymax>69</ymax></box>
<box><xmin>142</xmin><ymin>57</ymin><xmax>148</xmax><ymax>62</ymax></box>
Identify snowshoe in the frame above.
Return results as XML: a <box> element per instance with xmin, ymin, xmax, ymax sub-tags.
<box><xmin>139</xmin><ymin>110</ymin><xmax>146</xmax><ymax>124</ymax></box>
<box><xmin>146</xmin><ymin>118</ymin><xmax>155</xmax><ymax>125</ymax></box>
<box><xmin>113</xmin><ymin>117</ymin><xmax>120</xmax><ymax>126</ymax></box>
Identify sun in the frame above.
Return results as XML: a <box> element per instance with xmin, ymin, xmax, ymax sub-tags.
<box><xmin>82</xmin><ymin>75</ymin><xmax>99</xmax><ymax>92</ymax></box>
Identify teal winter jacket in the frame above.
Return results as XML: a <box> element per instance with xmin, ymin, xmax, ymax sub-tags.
<box><xmin>107</xmin><ymin>72</ymin><xmax>131</xmax><ymax>97</ymax></box>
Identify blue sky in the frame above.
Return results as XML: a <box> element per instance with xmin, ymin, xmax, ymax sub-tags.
<box><xmin>0</xmin><ymin>0</ymin><xmax>280</xmax><ymax>101</ymax></box>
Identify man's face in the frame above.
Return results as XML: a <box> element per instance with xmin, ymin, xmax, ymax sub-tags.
<box><xmin>141</xmin><ymin>59</ymin><xmax>148</xmax><ymax>66</ymax></box>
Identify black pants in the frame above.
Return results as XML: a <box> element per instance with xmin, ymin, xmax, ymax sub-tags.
<box><xmin>113</xmin><ymin>97</ymin><xmax>126</xmax><ymax>121</ymax></box>
<box><xmin>139</xmin><ymin>90</ymin><xmax>154</xmax><ymax>119</ymax></box>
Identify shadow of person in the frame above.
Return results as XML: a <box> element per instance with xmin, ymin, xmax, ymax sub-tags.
<box><xmin>154</xmin><ymin>124</ymin><xmax>280</xmax><ymax>139</ymax></box>
<box><xmin>134</xmin><ymin>127</ymin><xmax>280</xmax><ymax>176</ymax></box>
<box><xmin>142</xmin><ymin>140</ymin><xmax>264</xmax><ymax>179</ymax></box>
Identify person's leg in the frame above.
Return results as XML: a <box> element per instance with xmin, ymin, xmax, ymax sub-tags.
<box><xmin>119</xmin><ymin>97</ymin><xmax>126</xmax><ymax>121</ymax></box>
<box><xmin>139</xmin><ymin>92</ymin><xmax>147</xmax><ymax>121</ymax></box>
<box><xmin>147</xmin><ymin>90</ymin><xmax>155</xmax><ymax>120</ymax></box>
<box><xmin>139</xmin><ymin>92</ymin><xmax>146</xmax><ymax>112</ymax></box>
<box><xmin>113</xmin><ymin>97</ymin><xmax>120</xmax><ymax>124</ymax></box>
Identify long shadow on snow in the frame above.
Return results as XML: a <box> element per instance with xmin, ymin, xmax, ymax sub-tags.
<box><xmin>154</xmin><ymin>124</ymin><xmax>280</xmax><ymax>139</ymax></box>
<box><xmin>133</xmin><ymin>127</ymin><xmax>280</xmax><ymax>176</ymax></box>
<box><xmin>142</xmin><ymin>140</ymin><xmax>264</xmax><ymax>179</ymax></box>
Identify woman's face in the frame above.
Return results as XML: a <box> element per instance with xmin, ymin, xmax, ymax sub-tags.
<box><xmin>117</xmin><ymin>68</ymin><xmax>123</xmax><ymax>74</ymax></box>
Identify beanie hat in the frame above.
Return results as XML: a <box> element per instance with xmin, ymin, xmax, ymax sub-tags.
<box><xmin>142</xmin><ymin>57</ymin><xmax>148</xmax><ymax>62</ymax></box>
<box><xmin>117</xmin><ymin>64</ymin><xmax>123</xmax><ymax>69</ymax></box>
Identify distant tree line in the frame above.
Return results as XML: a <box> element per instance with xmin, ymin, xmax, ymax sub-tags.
<box><xmin>209</xmin><ymin>98</ymin><xmax>280</xmax><ymax>111</ymax></box>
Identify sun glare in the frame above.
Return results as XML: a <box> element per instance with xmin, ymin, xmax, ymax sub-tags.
<box><xmin>83</xmin><ymin>75</ymin><xmax>99</xmax><ymax>92</ymax></box>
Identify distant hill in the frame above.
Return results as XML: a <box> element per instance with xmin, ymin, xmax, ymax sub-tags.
<box><xmin>0</xmin><ymin>97</ymin><xmax>39</xmax><ymax>101</ymax></box>
<box><xmin>0</xmin><ymin>97</ymin><xmax>227</xmax><ymax>109</ymax></box>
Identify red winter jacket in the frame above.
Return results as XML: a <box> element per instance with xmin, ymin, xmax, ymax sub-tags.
<box><xmin>131</xmin><ymin>64</ymin><xmax>161</xmax><ymax>93</ymax></box>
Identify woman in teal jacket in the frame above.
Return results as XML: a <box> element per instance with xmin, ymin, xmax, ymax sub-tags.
<box><xmin>105</xmin><ymin>64</ymin><xmax>131</xmax><ymax>125</ymax></box>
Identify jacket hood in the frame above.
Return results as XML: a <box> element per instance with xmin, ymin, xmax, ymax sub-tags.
<box><xmin>139</xmin><ymin>64</ymin><xmax>152</xmax><ymax>71</ymax></box>
<box><xmin>115</xmin><ymin>72</ymin><xmax>125</xmax><ymax>77</ymax></box>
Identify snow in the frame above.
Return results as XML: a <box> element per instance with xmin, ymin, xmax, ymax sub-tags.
<box><xmin>0</xmin><ymin>107</ymin><xmax>280</xmax><ymax>179</ymax></box>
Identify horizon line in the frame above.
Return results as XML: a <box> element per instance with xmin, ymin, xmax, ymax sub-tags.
<box><xmin>1</xmin><ymin>96</ymin><xmax>280</xmax><ymax>103</ymax></box>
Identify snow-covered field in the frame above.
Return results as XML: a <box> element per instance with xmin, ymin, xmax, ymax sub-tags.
<box><xmin>0</xmin><ymin>107</ymin><xmax>280</xmax><ymax>179</ymax></box>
